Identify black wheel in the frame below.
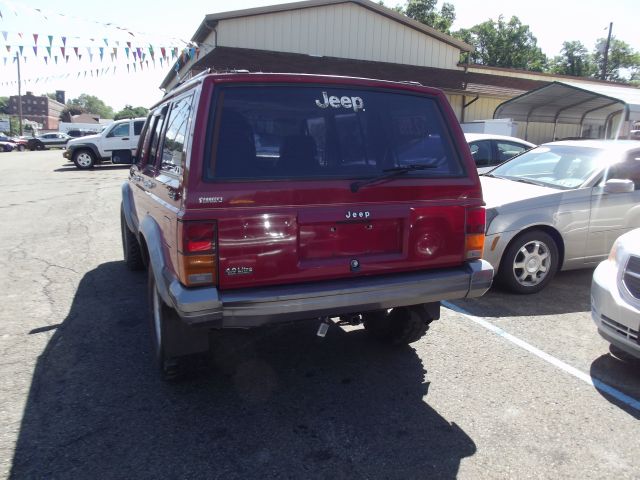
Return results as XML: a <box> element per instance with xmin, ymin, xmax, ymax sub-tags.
<box><xmin>17</xmin><ymin>144</ymin><xmax>25</xmax><ymax>152</ymax></box>
<box><xmin>148</xmin><ymin>269</ymin><xmax>210</xmax><ymax>381</ymax></box>
<box><xmin>73</xmin><ymin>149</ymin><xmax>96</xmax><ymax>169</ymax></box>
<box><xmin>363</xmin><ymin>306</ymin><xmax>432</xmax><ymax>345</ymax></box>
<box><xmin>35</xmin><ymin>142</ymin><xmax>45</xmax><ymax>151</ymax></box>
<box><xmin>609</xmin><ymin>345</ymin><xmax>640</xmax><ymax>365</ymax></box>
<box><xmin>148</xmin><ymin>271</ymin><xmax>185</xmax><ymax>381</ymax></box>
<box><xmin>120</xmin><ymin>206</ymin><xmax>144</xmax><ymax>270</ymax></box>
<box><xmin>497</xmin><ymin>230</ymin><xmax>559</xmax><ymax>294</ymax></box>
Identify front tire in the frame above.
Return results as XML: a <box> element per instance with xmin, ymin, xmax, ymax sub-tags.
<box><xmin>73</xmin><ymin>149</ymin><xmax>96</xmax><ymax>169</ymax></box>
<box><xmin>497</xmin><ymin>230</ymin><xmax>559</xmax><ymax>294</ymax></box>
<box><xmin>17</xmin><ymin>144</ymin><xmax>25</xmax><ymax>152</ymax></box>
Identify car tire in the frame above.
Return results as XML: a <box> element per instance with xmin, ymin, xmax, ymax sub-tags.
<box><xmin>17</xmin><ymin>144</ymin><xmax>25</xmax><ymax>152</ymax></box>
<box><xmin>73</xmin><ymin>149</ymin><xmax>96</xmax><ymax>169</ymax></box>
<box><xmin>148</xmin><ymin>269</ymin><xmax>210</xmax><ymax>381</ymax></box>
<box><xmin>363</xmin><ymin>306</ymin><xmax>432</xmax><ymax>345</ymax></box>
<box><xmin>120</xmin><ymin>206</ymin><xmax>145</xmax><ymax>271</ymax></box>
<box><xmin>609</xmin><ymin>345</ymin><xmax>640</xmax><ymax>365</ymax></box>
<box><xmin>497</xmin><ymin>230</ymin><xmax>559</xmax><ymax>294</ymax></box>
<box><xmin>35</xmin><ymin>142</ymin><xmax>45</xmax><ymax>151</ymax></box>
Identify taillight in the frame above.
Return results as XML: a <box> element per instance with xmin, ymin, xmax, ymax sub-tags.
<box><xmin>177</xmin><ymin>221</ymin><xmax>217</xmax><ymax>287</ymax></box>
<box><xmin>465</xmin><ymin>207</ymin><xmax>485</xmax><ymax>259</ymax></box>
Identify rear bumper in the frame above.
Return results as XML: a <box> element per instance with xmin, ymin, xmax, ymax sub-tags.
<box><xmin>164</xmin><ymin>260</ymin><xmax>494</xmax><ymax>328</ymax></box>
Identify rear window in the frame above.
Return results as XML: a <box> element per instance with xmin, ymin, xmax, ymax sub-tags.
<box><xmin>205</xmin><ymin>85</ymin><xmax>464</xmax><ymax>181</ymax></box>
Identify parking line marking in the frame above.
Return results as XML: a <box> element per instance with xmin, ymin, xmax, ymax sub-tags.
<box><xmin>442</xmin><ymin>301</ymin><xmax>640</xmax><ymax>412</ymax></box>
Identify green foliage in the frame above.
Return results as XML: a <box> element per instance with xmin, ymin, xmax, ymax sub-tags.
<box><xmin>592</xmin><ymin>37</ymin><xmax>640</xmax><ymax>81</ymax></box>
<box><xmin>67</xmin><ymin>94</ymin><xmax>114</xmax><ymax>119</ymax></box>
<box><xmin>394</xmin><ymin>0</ymin><xmax>456</xmax><ymax>33</ymax></box>
<box><xmin>114</xmin><ymin>105</ymin><xmax>149</xmax><ymax>120</ymax></box>
<box><xmin>453</xmin><ymin>16</ymin><xmax>547</xmax><ymax>71</ymax></box>
<box><xmin>550</xmin><ymin>41</ymin><xmax>595</xmax><ymax>77</ymax></box>
<box><xmin>45</xmin><ymin>92</ymin><xmax>58</xmax><ymax>101</ymax></box>
<box><xmin>0</xmin><ymin>96</ymin><xmax>8</xmax><ymax>114</ymax></box>
<box><xmin>59</xmin><ymin>105</ymin><xmax>86</xmax><ymax>122</ymax></box>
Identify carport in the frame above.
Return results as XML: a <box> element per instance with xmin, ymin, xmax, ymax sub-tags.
<box><xmin>493</xmin><ymin>81</ymin><xmax>640</xmax><ymax>141</ymax></box>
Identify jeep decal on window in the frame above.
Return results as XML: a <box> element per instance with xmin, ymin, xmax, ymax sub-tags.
<box><xmin>315</xmin><ymin>92</ymin><xmax>365</xmax><ymax>112</ymax></box>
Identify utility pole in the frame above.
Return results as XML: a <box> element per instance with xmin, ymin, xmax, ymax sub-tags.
<box><xmin>601</xmin><ymin>22</ymin><xmax>613</xmax><ymax>80</ymax></box>
<box><xmin>16</xmin><ymin>52</ymin><xmax>23</xmax><ymax>136</ymax></box>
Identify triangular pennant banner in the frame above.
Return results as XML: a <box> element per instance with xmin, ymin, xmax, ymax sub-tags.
<box><xmin>44</xmin><ymin>56</ymin><xmax>48</xmax><ymax>64</ymax></box>
<box><xmin>60</xmin><ymin>47</ymin><xmax>65</xmax><ymax>57</ymax></box>
<box><xmin>125</xmin><ymin>47</ymin><xmax>129</xmax><ymax>59</ymax></box>
<box><xmin>74</xmin><ymin>47</ymin><xmax>79</xmax><ymax>58</ymax></box>
<box><xmin>1</xmin><ymin>31</ymin><xmax>7</xmax><ymax>42</ymax></box>
<box><xmin>48</xmin><ymin>35</ymin><xmax>53</xmax><ymax>46</ymax></box>
<box><xmin>61</xmin><ymin>36</ymin><xmax>66</xmax><ymax>46</ymax></box>
<box><xmin>160</xmin><ymin>47</ymin><xmax>166</xmax><ymax>59</ymax></box>
<box><xmin>46</xmin><ymin>46</ymin><xmax>51</xmax><ymax>57</ymax></box>
<box><xmin>33</xmin><ymin>46</ymin><xmax>37</xmax><ymax>56</ymax></box>
<box><xmin>99</xmin><ymin>47</ymin><xmax>104</xmax><ymax>61</ymax></box>
<box><xmin>18</xmin><ymin>46</ymin><xmax>24</xmax><ymax>56</ymax></box>
<box><xmin>33</xmin><ymin>33</ymin><xmax>38</xmax><ymax>44</ymax></box>
<box><xmin>54</xmin><ymin>56</ymin><xmax>58</xmax><ymax>64</ymax></box>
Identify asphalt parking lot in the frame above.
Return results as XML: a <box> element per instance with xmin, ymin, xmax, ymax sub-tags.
<box><xmin>1</xmin><ymin>150</ymin><xmax>638</xmax><ymax>479</ymax></box>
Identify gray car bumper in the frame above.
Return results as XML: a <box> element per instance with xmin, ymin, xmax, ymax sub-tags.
<box><xmin>163</xmin><ymin>260</ymin><xmax>494</xmax><ymax>329</ymax></box>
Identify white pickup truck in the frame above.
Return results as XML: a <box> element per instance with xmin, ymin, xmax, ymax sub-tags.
<box><xmin>64</xmin><ymin>117</ymin><xmax>146</xmax><ymax>169</ymax></box>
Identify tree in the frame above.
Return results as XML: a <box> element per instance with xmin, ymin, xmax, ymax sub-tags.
<box><xmin>592</xmin><ymin>37</ymin><xmax>640</xmax><ymax>81</ymax></box>
<box><xmin>114</xmin><ymin>105</ymin><xmax>149</xmax><ymax>120</ymax></box>
<box><xmin>0</xmin><ymin>96</ymin><xmax>8</xmax><ymax>114</ymax></box>
<box><xmin>392</xmin><ymin>0</ymin><xmax>456</xmax><ymax>33</ymax></box>
<box><xmin>453</xmin><ymin>16</ymin><xmax>547</xmax><ymax>71</ymax></box>
<box><xmin>59</xmin><ymin>105</ymin><xmax>86</xmax><ymax>122</ymax></box>
<box><xmin>67</xmin><ymin>94</ymin><xmax>114</xmax><ymax>119</ymax></box>
<box><xmin>549</xmin><ymin>41</ymin><xmax>595</xmax><ymax>77</ymax></box>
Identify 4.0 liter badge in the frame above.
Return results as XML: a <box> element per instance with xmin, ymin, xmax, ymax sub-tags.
<box><xmin>225</xmin><ymin>266</ymin><xmax>253</xmax><ymax>276</ymax></box>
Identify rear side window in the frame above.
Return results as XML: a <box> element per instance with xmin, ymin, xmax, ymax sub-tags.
<box><xmin>205</xmin><ymin>85</ymin><xmax>464</xmax><ymax>180</ymax></box>
<box><xmin>160</xmin><ymin>94</ymin><xmax>193</xmax><ymax>176</ymax></box>
<box><xmin>134</xmin><ymin>121</ymin><xmax>144</xmax><ymax>135</ymax></box>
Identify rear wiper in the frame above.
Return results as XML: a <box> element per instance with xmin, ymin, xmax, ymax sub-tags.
<box><xmin>350</xmin><ymin>164</ymin><xmax>437</xmax><ymax>193</ymax></box>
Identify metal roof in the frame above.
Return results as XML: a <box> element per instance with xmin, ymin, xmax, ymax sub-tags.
<box><xmin>494</xmin><ymin>81</ymin><xmax>640</xmax><ymax>125</ymax></box>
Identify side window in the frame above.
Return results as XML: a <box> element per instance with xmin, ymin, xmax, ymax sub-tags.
<box><xmin>148</xmin><ymin>115</ymin><xmax>166</xmax><ymax>168</ymax></box>
<box><xmin>496</xmin><ymin>141</ymin><xmax>528</xmax><ymax>163</ymax></box>
<box><xmin>136</xmin><ymin>116</ymin><xmax>153</xmax><ymax>167</ymax></box>
<box><xmin>469</xmin><ymin>140</ymin><xmax>492</xmax><ymax>167</ymax></box>
<box><xmin>606</xmin><ymin>153</ymin><xmax>640</xmax><ymax>190</ymax></box>
<box><xmin>133</xmin><ymin>121</ymin><xmax>144</xmax><ymax>136</ymax></box>
<box><xmin>107</xmin><ymin>123</ymin><xmax>130</xmax><ymax>138</ymax></box>
<box><xmin>160</xmin><ymin>94</ymin><xmax>193</xmax><ymax>175</ymax></box>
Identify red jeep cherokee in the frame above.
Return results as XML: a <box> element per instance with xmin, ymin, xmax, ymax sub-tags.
<box><xmin>121</xmin><ymin>72</ymin><xmax>493</xmax><ymax>379</ymax></box>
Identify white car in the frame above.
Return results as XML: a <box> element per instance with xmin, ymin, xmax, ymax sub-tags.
<box><xmin>63</xmin><ymin>117</ymin><xmax>146</xmax><ymax>169</ymax></box>
<box><xmin>592</xmin><ymin>228</ymin><xmax>640</xmax><ymax>361</ymax></box>
<box><xmin>464</xmin><ymin>133</ymin><xmax>535</xmax><ymax>174</ymax></box>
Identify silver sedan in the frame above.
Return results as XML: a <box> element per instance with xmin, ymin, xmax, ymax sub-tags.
<box><xmin>482</xmin><ymin>140</ymin><xmax>640</xmax><ymax>294</ymax></box>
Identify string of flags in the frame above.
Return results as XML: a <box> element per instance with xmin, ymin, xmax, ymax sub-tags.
<box><xmin>0</xmin><ymin>1</ymin><xmax>211</xmax><ymax>83</ymax></box>
<box><xmin>0</xmin><ymin>60</ymin><xmax>180</xmax><ymax>87</ymax></box>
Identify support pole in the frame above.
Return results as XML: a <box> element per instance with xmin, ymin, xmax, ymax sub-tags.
<box><xmin>16</xmin><ymin>53</ymin><xmax>23</xmax><ymax>136</ymax></box>
<box><xmin>601</xmin><ymin>22</ymin><xmax>613</xmax><ymax>80</ymax></box>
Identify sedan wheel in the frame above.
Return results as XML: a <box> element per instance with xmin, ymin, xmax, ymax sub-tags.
<box><xmin>498</xmin><ymin>230</ymin><xmax>559</xmax><ymax>294</ymax></box>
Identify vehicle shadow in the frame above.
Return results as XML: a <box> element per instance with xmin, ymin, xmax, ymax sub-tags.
<box><xmin>453</xmin><ymin>269</ymin><xmax>593</xmax><ymax>317</ymax></box>
<box><xmin>54</xmin><ymin>164</ymin><xmax>131</xmax><ymax>173</ymax></box>
<box><xmin>589</xmin><ymin>353</ymin><xmax>640</xmax><ymax>420</ymax></box>
<box><xmin>11</xmin><ymin>261</ymin><xmax>476</xmax><ymax>479</ymax></box>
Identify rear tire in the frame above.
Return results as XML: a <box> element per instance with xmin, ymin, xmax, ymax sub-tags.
<box><xmin>121</xmin><ymin>206</ymin><xmax>144</xmax><ymax>271</ymax></box>
<box><xmin>17</xmin><ymin>144</ymin><xmax>25</xmax><ymax>152</ymax></box>
<box><xmin>363</xmin><ymin>306</ymin><xmax>432</xmax><ymax>345</ymax></box>
<box><xmin>148</xmin><ymin>269</ymin><xmax>210</xmax><ymax>381</ymax></box>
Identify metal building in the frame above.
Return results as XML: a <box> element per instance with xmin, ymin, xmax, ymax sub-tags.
<box><xmin>161</xmin><ymin>0</ymin><xmax>637</xmax><ymax>144</ymax></box>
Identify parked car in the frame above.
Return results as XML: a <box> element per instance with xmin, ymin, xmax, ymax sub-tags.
<box><xmin>64</xmin><ymin>118</ymin><xmax>145</xmax><ymax>169</ymax></box>
<box><xmin>28</xmin><ymin>132</ymin><xmax>71</xmax><ymax>150</ymax></box>
<box><xmin>0</xmin><ymin>135</ymin><xmax>25</xmax><ymax>151</ymax></box>
<box><xmin>464</xmin><ymin>133</ymin><xmax>535</xmax><ymax>173</ymax></box>
<box><xmin>592</xmin><ymin>228</ymin><xmax>640</xmax><ymax>362</ymax></box>
<box><xmin>66</xmin><ymin>129</ymin><xmax>99</xmax><ymax>138</ymax></box>
<box><xmin>483</xmin><ymin>140</ymin><xmax>640</xmax><ymax>294</ymax></box>
<box><xmin>120</xmin><ymin>72</ymin><xmax>493</xmax><ymax>380</ymax></box>
<box><xmin>0</xmin><ymin>140</ymin><xmax>16</xmax><ymax>152</ymax></box>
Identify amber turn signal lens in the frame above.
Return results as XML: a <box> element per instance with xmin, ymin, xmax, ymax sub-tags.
<box><xmin>178</xmin><ymin>254</ymin><xmax>217</xmax><ymax>287</ymax></box>
<box><xmin>465</xmin><ymin>233</ymin><xmax>485</xmax><ymax>259</ymax></box>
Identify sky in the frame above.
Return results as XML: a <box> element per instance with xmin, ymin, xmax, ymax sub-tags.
<box><xmin>0</xmin><ymin>0</ymin><xmax>638</xmax><ymax>112</ymax></box>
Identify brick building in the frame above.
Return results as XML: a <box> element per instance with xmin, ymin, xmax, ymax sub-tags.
<box><xmin>8</xmin><ymin>92</ymin><xmax>65</xmax><ymax>130</ymax></box>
